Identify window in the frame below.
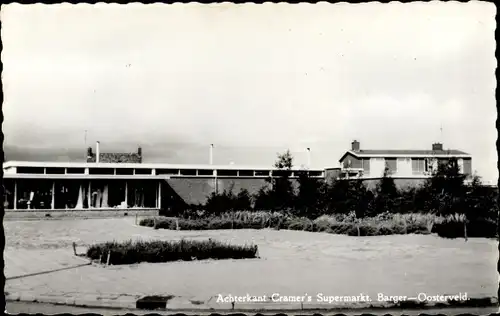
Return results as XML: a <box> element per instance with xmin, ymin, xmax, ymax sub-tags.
<box><xmin>66</xmin><ymin>168</ymin><xmax>85</xmax><ymax>174</ymax></box>
<box><xmin>116</xmin><ymin>168</ymin><xmax>134</xmax><ymax>175</ymax></box>
<box><xmin>385</xmin><ymin>158</ymin><xmax>397</xmax><ymax>174</ymax></box>
<box><xmin>238</xmin><ymin>170</ymin><xmax>254</xmax><ymax>177</ymax></box>
<box><xmin>46</xmin><ymin>167</ymin><xmax>65</xmax><ymax>174</ymax></box>
<box><xmin>412</xmin><ymin>159</ymin><xmax>425</xmax><ymax>173</ymax></box>
<box><xmin>361</xmin><ymin>159</ymin><xmax>370</xmax><ymax>173</ymax></box>
<box><xmin>135</xmin><ymin>168</ymin><xmax>152</xmax><ymax>175</ymax></box>
<box><xmin>179</xmin><ymin>169</ymin><xmax>197</xmax><ymax>176</ymax></box>
<box><xmin>89</xmin><ymin>168</ymin><xmax>115</xmax><ymax>175</ymax></box>
<box><xmin>217</xmin><ymin>170</ymin><xmax>238</xmax><ymax>176</ymax></box>
<box><xmin>255</xmin><ymin>171</ymin><xmax>269</xmax><ymax>177</ymax></box>
<box><xmin>157</xmin><ymin>169</ymin><xmax>179</xmax><ymax>175</ymax></box>
<box><xmin>17</xmin><ymin>167</ymin><xmax>45</xmax><ymax>174</ymax></box>
<box><xmin>197</xmin><ymin>169</ymin><xmax>214</xmax><ymax>176</ymax></box>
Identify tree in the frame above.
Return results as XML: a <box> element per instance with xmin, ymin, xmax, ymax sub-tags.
<box><xmin>324</xmin><ymin>178</ymin><xmax>369</xmax><ymax>216</ymax></box>
<box><xmin>464</xmin><ymin>174</ymin><xmax>498</xmax><ymax>221</ymax></box>
<box><xmin>262</xmin><ymin>150</ymin><xmax>296</xmax><ymax>210</ymax></box>
<box><xmin>295</xmin><ymin>170</ymin><xmax>327</xmax><ymax>218</ymax></box>
<box><xmin>253</xmin><ymin>187</ymin><xmax>274</xmax><ymax>210</ymax></box>
<box><xmin>417</xmin><ymin>157</ymin><xmax>467</xmax><ymax>215</ymax></box>
<box><xmin>234</xmin><ymin>189</ymin><xmax>252</xmax><ymax>210</ymax></box>
<box><xmin>371</xmin><ymin>166</ymin><xmax>400</xmax><ymax>215</ymax></box>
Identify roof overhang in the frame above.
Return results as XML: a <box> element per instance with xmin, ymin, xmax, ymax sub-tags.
<box><xmin>3</xmin><ymin>174</ymin><xmax>171</xmax><ymax>180</ymax></box>
<box><xmin>2</xmin><ymin>160</ymin><xmax>324</xmax><ymax>172</ymax></box>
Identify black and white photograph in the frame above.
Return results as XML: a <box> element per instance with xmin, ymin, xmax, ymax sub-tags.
<box><xmin>1</xmin><ymin>2</ymin><xmax>498</xmax><ymax>315</ymax></box>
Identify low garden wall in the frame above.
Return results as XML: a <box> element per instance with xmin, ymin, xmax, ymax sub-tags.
<box><xmin>4</xmin><ymin>208</ymin><xmax>159</xmax><ymax>220</ymax></box>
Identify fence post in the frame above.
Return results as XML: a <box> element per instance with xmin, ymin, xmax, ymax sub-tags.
<box><xmin>135</xmin><ymin>213</ymin><xmax>138</xmax><ymax>225</ymax></box>
<box><xmin>72</xmin><ymin>242</ymin><xmax>77</xmax><ymax>256</ymax></box>
<box><xmin>176</xmin><ymin>218</ymin><xmax>180</xmax><ymax>231</ymax></box>
<box><xmin>106</xmin><ymin>251</ymin><xmax>111</xmax><ymax>265</ymax></box>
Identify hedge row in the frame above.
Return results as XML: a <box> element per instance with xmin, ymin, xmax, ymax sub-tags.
<box><xmin>86</xmin><ymin>239</ymin><xmax>259</xmax><ymax>265</ymax></box>
<box><xmin>140</xmin><ymin>211</ymin><xmax>497</xmax><ymax>238</ymax></box>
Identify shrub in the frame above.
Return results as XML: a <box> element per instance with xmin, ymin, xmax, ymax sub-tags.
<box><xmin>286</xmin><ymin>218</ymin><xmax>314</xmax><ymax>231</ymax></box>
<box><xmin>86</xmin><ymin>239</ymin><xmax>259</xmax><ymax>265</ymax></box>
<box><xmin>139</xmin><ymin>218</ymin><xmax>156</xmax><ymax>227</ymax></box>
<box><xmin>433</xmin><ymin>216</ymin><xmax>497</xmax><ymax>239</ymax></box>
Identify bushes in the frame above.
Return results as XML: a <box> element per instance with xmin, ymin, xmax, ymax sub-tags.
<box><xmin>86</xmin><ymin>239</ymin><xmax>259</xmax><ymax>265</ymax></box>
<box><xmin>139</xmin><ymin>211</ymin><xmax>443</xmax><ymax>237</ymax></box>
<box><xmin>432</xmin><ymin>215</ymin><xmax>498</xmax><ymax>239</ymax></box>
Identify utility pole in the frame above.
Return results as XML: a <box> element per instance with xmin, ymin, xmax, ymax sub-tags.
<box><xmin>84</xmin><ymin>130</ymin><xmax>88</xmax><ymax>162</ymax></box>
<box><xmin>440</xmin><ymin>123</ymin><xmax>443</xmax><ymax>144</ymax></box>
<box><xmin>306</xmin><ymin>148</ymin><xmax>311</xmax><ymax>170</ymax></box>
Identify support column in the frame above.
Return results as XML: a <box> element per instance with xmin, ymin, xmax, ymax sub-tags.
<box><xmin>157</xmin><ymin>181</ymin><xmax>161</xmax><ymax>209</ymax></box>
<box><xmin>214</xmin><ymin>170</ymin><xmax>218</xmax><ymax>195</ymax></box>
<box><xmin>51</xmin><ymin>181</ymin><xmax>55</xmax><ymax>210</ymax></box>
<box><xmin>87</xmin><ymin>181</ymin><xmax>91</xmax><ymax>209</ymax></box>
<box><xmin>124</xmin><ymin>181</ymin><xmax>128</xmax><ymax>208</ymax></box>
<box><xmin>13</xmin><ymin>181</ymin><xmax>17</xmax><ymax>210</ymax></box>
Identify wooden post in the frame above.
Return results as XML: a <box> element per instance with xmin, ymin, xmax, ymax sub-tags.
<box><xmin>51</xmin><ymin>181</ymin><xmax>55</xmax><ymax>210</ymax></box>
<box><xmin>106</xmin><ymin>251</ymin><xmax>111</xmax><ymax>265</ymax></box>
<box><xmin>13</xmin><ymin>181</ymin><xmax>17</xmax><ymax>210</ymax></box>
<box><xmin>176</xmin><ymin>218</ymin><xmax>180</xmax><ymax>231</ymax></box>
<box><xmin>72</xmin><ymin>242</ymin><xmax>77</xmax><ymax>256</ymax></box>
<box><xmin>135</xmin><ymin>213</ymin><xmax>138</xmax><ymax>225</ymax></box>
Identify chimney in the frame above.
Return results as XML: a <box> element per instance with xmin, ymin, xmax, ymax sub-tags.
<box><xmin>96</xmin><ymin>141</ymin><xmax>100</xmax><ymax>163</ymax></box>
<box><xmin>432</xmin><ymin>143</ymin><xmax>443</xmax><ymax>151</ymax></box>
<box><xmin>351</xmin><ymin>140</ymin><xmax>360</xmax><ymax>152</ymax></box>
<box><xmin>306</xmin><ymin>148</ymin><xmax>311</xmax><ymax>169</ymax></box>
<box><xmin>209</xmin><ymin>144</ymin><xmax>214</xmax><ymax>165</ymax></box>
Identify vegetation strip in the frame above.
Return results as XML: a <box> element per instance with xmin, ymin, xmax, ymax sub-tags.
<box><xmin>86</xmin><ymin>239</ymin><xmax>259</xmax><ymax>265</ymax></box>
<box><xmin>153</xmin><ymin>153</ymin><xmax>496</xmax><ymax>239</ymax></box>
<box><xmin>139</xmin><ymin>210</ymin><xmax>496</xmax><ymax>238</ymax></box>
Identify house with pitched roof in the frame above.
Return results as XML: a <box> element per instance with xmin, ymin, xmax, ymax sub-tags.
<box><xmin>337</xmin><ymin>140</ymin><xmax>472</xmax><ymax>188</ymax></box>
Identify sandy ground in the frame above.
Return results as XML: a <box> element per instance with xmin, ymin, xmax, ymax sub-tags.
<box><xmin>4</xmin><ymin>217</ymin><xmax>498</xmax><ymax>310</ymax></box>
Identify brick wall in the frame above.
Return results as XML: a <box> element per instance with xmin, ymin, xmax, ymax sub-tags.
<box><xmin>165</xmin><ymin>177</ymin><xmax>300</xmax><ymax>206</ymax></box>
<box><xmin>4</xmin><ymin>209</ymin><xmax>159</xmax><ymax>220</ymax></box>
<box><xmin>87</xmin><ymin>153</ymin><xmax>142</xmax><ymax>163</ymax></box>
<box><xmin>361</xmin><ymin>178</ymin><xmax>427</xmax><ymax>191</ymax></box>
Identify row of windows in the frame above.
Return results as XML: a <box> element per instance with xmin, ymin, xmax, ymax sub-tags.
<box><xmin>14</xmin><ymin>167</ymin><xmax>323</xmax><ymax>177</ymax></box>
<box><xmin>346</xmin><ymin>158</ymin><xmax>469</xmax><ymax>174</ymax></box>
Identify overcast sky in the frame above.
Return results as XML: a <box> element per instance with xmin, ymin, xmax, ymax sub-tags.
<box><xmin>1</xmin><ymin>2</ymin><xmax>497</xmax><ymax>182</ymax></box>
